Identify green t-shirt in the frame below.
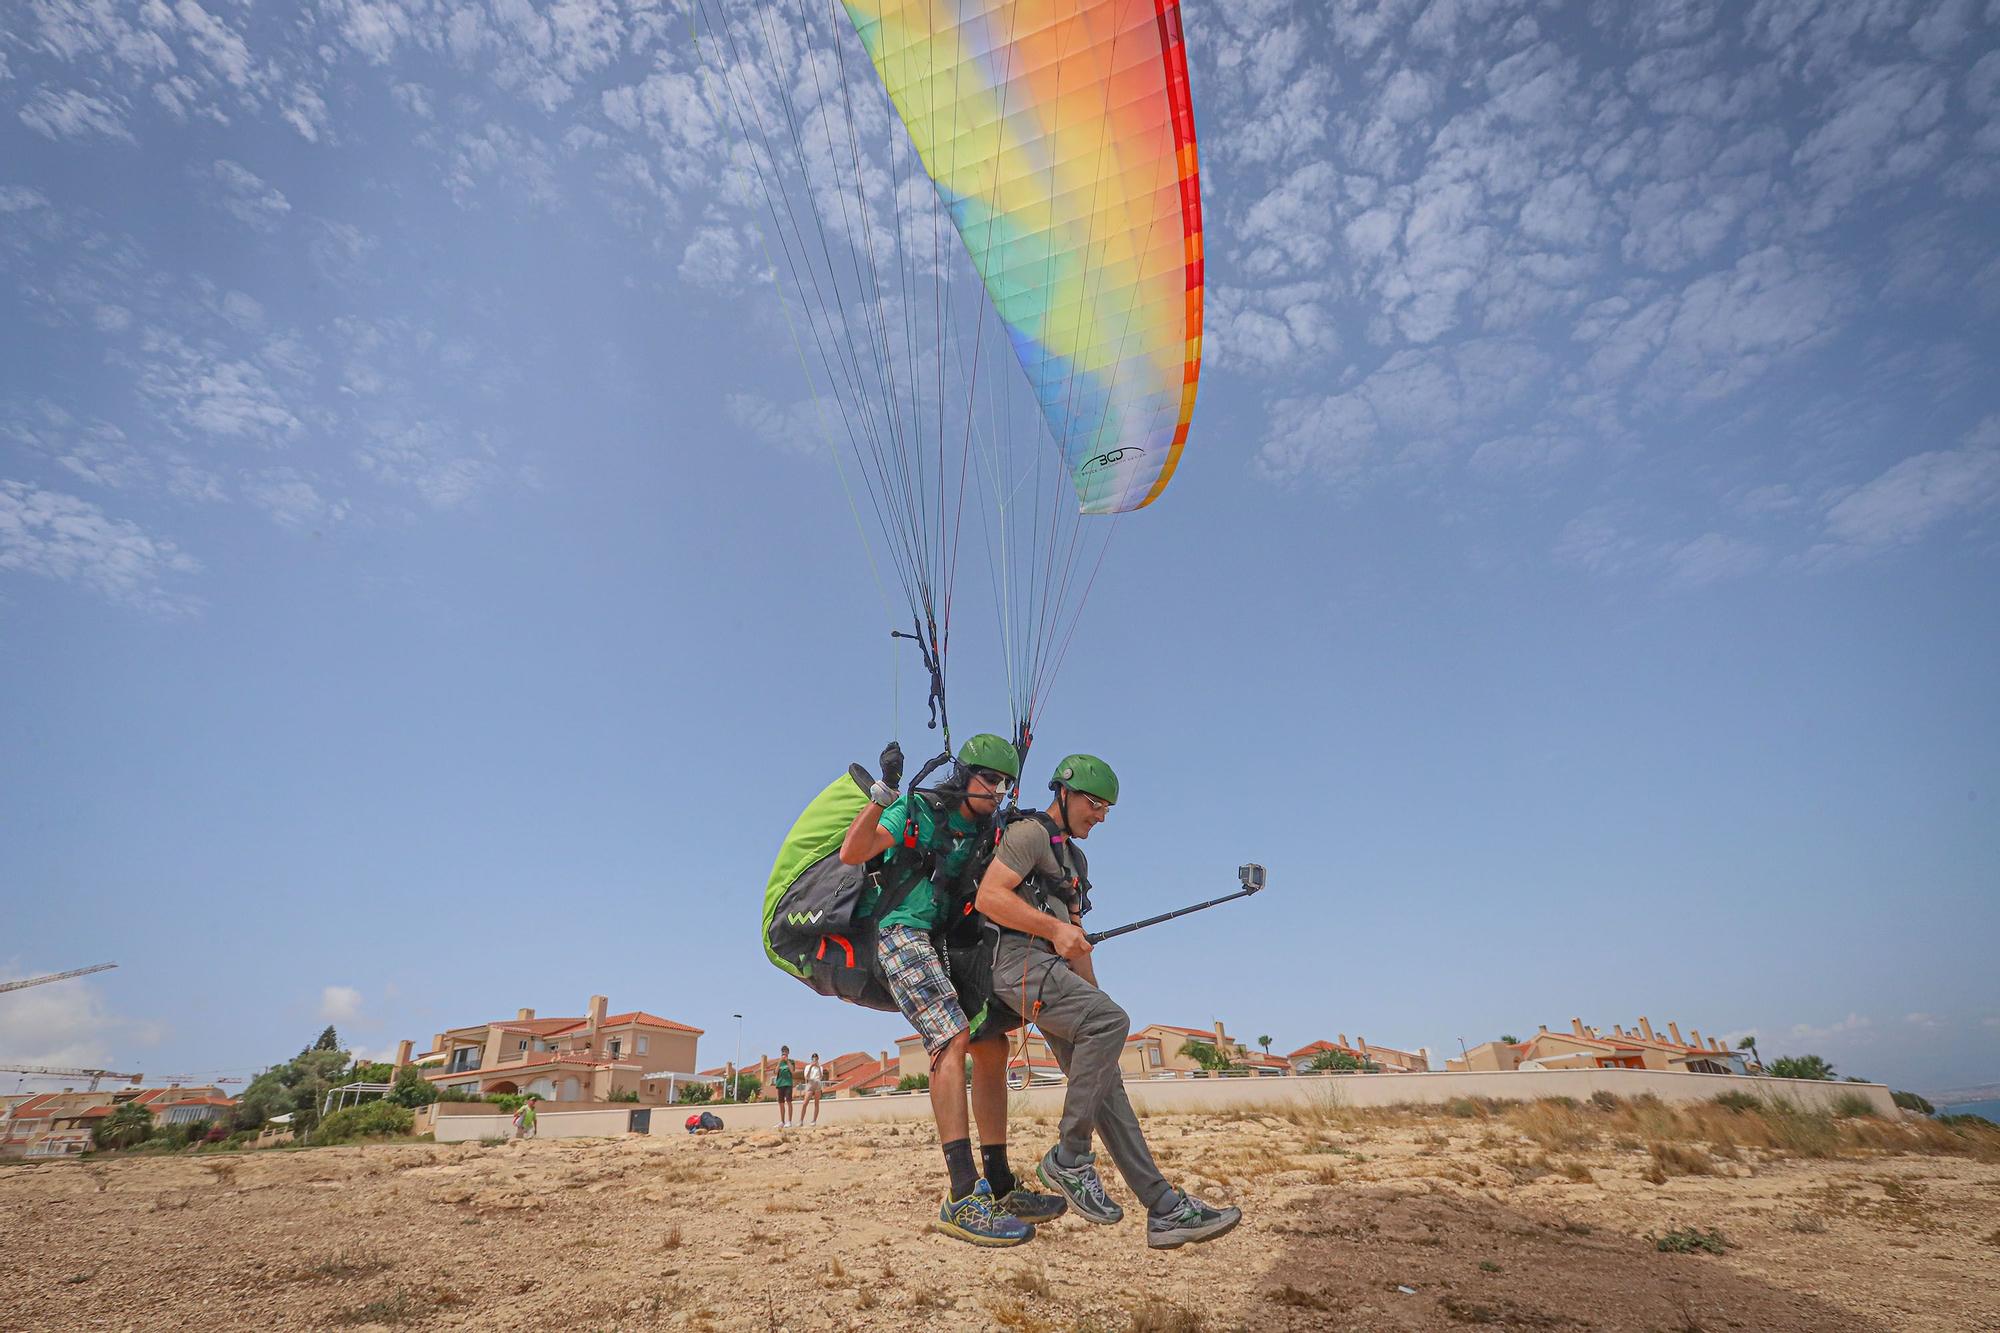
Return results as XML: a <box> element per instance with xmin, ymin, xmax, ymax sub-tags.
<box><xmin>872</xmin><ymin>792</ymin><xmax>982</xmax><ymax>932</ymax></box>
<box><xmin>774</xmin><ymin>1058</ymin><xmax>794</xmax><ymax>1089</ymax></box>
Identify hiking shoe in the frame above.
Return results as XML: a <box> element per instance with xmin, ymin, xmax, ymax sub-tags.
<box><xmin>1146</xmin><ymin>1189</ymin><xmax>1241</xmax><ymax>1249</ymax></box>
<box><xmin>936</xmin><ymin>1179</ymin><xmax>1035</xmax><ymax>1247</ymax></box>
<box><xmin>994</xmin><ymin>1183</ymin><xmax>1068</xmax><ymax>1223</ymax></box>
<box><xmin>1036</xmin><ymin>1146</ymin><xmax>1123</xmax><ymax>1225</ymax></box>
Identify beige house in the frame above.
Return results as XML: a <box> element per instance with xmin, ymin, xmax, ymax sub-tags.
<box><xmin>1288</xmin><ymin>1035</ymin><xmax>1430</xmax><ymax>1074</ymax></box>
<box><xmin>1</xmin><ymin>1084</ymin><xmax>236</xmax><ymax>1158</ymax></box>
<box><xmin>1136</xmin><ymin>1022</ymin><xmax>1247</xmax><ymax>1073</ymax></box>
<box><xmin>419</xmin><ymin>995</ymin><xmax>702</xmax><ymax>1106</ymax></box>
<box><xmin>889</xmin><ymin>1029</ymin><xmax>1173</xmax><ymax>1085</ymax></box>
<box><xmin>1445</xmin><ymin>1019</ymin><xmax>1748</xmax><ymax>1075</ymax></box>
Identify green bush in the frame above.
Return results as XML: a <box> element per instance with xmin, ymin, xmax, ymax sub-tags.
<box><xmin>1711</xmin><ymin>1090</ymin><xmax>1762</xmax><ymax>1113</ymax></box>
<box><xmin>1655</xmin><ymin>1227</ymin><xmax>1728</xmax><ymax>1255</ymax></box>
<box><xmin>312</xmin><ymin>1102</ymin><xmax>415</xmax><ymax>1145</ymax></box>
<box><xmin>674</xmin><ymin>1082</ymin><xmax>713</xmax><ymax>1105</ymax></box>
<box><xmin>388</xmin><ymin>1066</ymin><xmax>440</xmax><ymax>1108</ymax></box>
<box><xmin>1831</xmin><ymin>1093</ymin><xmax>1878</xmax><ymax>1119</ymax></box>
<box><xmin>897</xmin><ymin>1074</ymin><xmax>930</xmax><ymax>1092</ymax></box>
<box><xmin>608</xmin><ymin>1090</ymin><xmax>641</xmax><ymax>1103</ymax></box>
<box><xmin>1891</xmin><ymin>1090</ymin><xmax>1935</xmax><ymax>1115</ymax></box>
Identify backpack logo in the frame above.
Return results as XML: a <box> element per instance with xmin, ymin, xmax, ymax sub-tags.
<box><xmin>786</xmin><ymin>910</ymin><xmax>824</xmax><ymax>927</ymax></box>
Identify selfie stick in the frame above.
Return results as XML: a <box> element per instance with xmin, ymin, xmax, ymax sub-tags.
<box><xmin>1085</xmin><ymin>864</ymin><xmax>1266</xmax><ymax>945</ymax></box>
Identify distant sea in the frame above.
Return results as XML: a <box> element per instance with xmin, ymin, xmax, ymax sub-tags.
<box><xmin>1938</xmin><ymin>1098</ymin><xmax>2000</xmax><ymax>1122</ymax></box>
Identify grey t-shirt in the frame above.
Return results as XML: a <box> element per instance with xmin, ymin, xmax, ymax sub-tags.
<box><xmin>994</xmin><ymin>817</ymin><xmax>1088</xmax><ymax>927</ymax></box>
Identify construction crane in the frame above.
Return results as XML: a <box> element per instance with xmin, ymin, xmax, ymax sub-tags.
<box><xmin>0</xmin><ymin>963</ymin><xmax>117</xmax><ymax>995</ymax></box>
<box><xmin>156</xmin><ymin>1075</ymin><xmax>244</xmax><ymax>1087</ymax></box>
<box><xmin>0</xmin><ymin>1064</ymin><xmax>143</xmax><ymax>1091</ymax></box>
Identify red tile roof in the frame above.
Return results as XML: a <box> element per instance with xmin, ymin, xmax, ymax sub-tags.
<box><xmin>540</xmin><ymin>1012</ymin><xmax>703</xmax><ymax>1036</ymax></box>
<box><xmin>1143</xmin><ymin>1024</ymin><xmax>1230</xmax><ymax>1038</ymax></box>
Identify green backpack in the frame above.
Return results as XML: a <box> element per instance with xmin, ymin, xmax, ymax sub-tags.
<box><xmin>761</xmin><ymin>772</ymin><xmax>902</xmax><ymax>1012</ymax></box>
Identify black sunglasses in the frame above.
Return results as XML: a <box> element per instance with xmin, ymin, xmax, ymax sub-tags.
<box><xmin>969</xmin><ymin>767</ymin><xmax>1016</xmax><ymax>789</ymax></box>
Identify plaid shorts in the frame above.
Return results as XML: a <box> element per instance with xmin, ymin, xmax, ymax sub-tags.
<box><xmin>877</xmin><ymin>924</ymin><xmax>968</xmax><ymax>1061</ymax></box>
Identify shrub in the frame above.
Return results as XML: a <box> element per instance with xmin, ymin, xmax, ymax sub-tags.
<box><xmin>1831</xmin><ymin>1093</ymin><xmax>1878</xmax><ymax>1119</ymax></box>
<box><xmin>897</xmin><ymin>1074</ymin><xmax>930</xmax><ymax>1092</ymax></box>
<box><xmin>675</xmin><ymin>1082</ymin><xmax>713</xmax><ymax>1104</ymax></box>
<box><xmin>312</xmin><ymin>1102</ymin><xmax>415</xmax><ymax>1145</ymax></box>
<box><xmin>1655</xmin><ymin>1226</ymin><xmax>1728</xmax><ymax>1255</ymax></box>
<box><xmin>1892</xmin><ymin>1090</ymin><xmax>1935</xmax><ymax>1115</ymax></box>
<box><xmin>388</xmin><ymin>1066</ymin><xmax>440</xmax><ymax>1109</ymax></box>
<box><xmin>608</xmin><ymin>1090</ymin><xmax>641</xmax><ymax>1103</ymax></box>
<box><xmin>1767</xmin><ymin>1054</ymin><xmax>1836</xmax><ymax>1081</ymax></box>
<box><xmin>1711</xmin><ymin>1090</ymin><xmax>1762</xmax><ymax>1113</ymax></box>
<box><xmin>1590</xmin><ymin>1090</ymin><xmax>1621</xmax><ymax>1112</ymax></box>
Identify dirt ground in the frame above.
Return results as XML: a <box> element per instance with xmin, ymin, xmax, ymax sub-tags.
<box><xmin>4</xmin><ymin>1107</ymin><xmax>1997</xmax><ymax>1332</ymax></box>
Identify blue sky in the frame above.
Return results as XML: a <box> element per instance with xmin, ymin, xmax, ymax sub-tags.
<box><xmin>3</xmin><ymin>0</ymin><xmax>1996</xmax><ymax>1099</ymax></box>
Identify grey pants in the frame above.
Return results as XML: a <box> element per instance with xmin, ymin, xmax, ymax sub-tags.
<box><xmin>993</xmin><ymin>934</ymin><xmax>1172</xmax><ymax>1210</ymax></box>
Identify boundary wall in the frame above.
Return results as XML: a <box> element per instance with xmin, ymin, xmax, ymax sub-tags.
<box><xmin>429</xmin><ymin>1107</ymin><xmax>638</xmax><ymax>1143</ymax></box>
<box><xmin>647</xmin><ymin>1068</ymin><xmax>1896</xmax><ymax>1134</ymax></box>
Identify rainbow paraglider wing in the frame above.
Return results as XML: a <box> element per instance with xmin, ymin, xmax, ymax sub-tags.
<box><xmin>842</xmin><ymin>0</ymin><xmax>1204</xmax><ymax>514</ymax></box>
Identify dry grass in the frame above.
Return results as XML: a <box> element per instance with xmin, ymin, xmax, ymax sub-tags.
<box><xmin>660</xmin><ymin>1222</ymin><xmax>681</xmax><ymax>1250</ymax></box>
<box><xmin>1266</xmin><ymin>1283</ymin><xmax>1332</xmax><ymax>1310</ymax></box>
<box><xmin>1128</xmin><ymin>1296</ymin><xmax>1206</xmax><ymax>1332</ymax></box>
<box><xmin>1004</xmin><ymin>1265</ymin><xmax>1051</xmax><ymax>1299</ymax></box>
<box><xmin>987</xmin><ymin>1295</ymin><xmax>1057</xmax><ymax>1332</ymax></box>
<box><xmin>1646</xmin><ymin>1142</ymin><xmax>1717</xmax><ymax>1181</ymax></box>
<box><xmin>291</xmin><ymin>1249</ymin><xmax>394</xmax><ymax>1282</ymax></box>
<box><xmin>1789</xmin><ymin>1210</ymin><xmax>1828</xmax><ymax>1234</ymax></box>
<box><xmin>1508</xmin><ymin>1098</ymin><xmax>1597</xmax><ymax>1151</ymax></box>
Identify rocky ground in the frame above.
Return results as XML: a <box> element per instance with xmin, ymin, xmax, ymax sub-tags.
<box><xmin>3</xmin><ymin>1102</ymin><xmax>1997</xmax><ymax>1331</ymax></box>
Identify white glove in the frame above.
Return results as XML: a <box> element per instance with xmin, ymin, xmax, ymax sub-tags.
<box><xmin>869</xmin><ymin>781</ymin><xmax>899</xmax><ymax>807</ymax></box>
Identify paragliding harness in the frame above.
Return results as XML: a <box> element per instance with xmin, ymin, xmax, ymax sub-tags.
<box><xmin>941</xmin><ymin>808</ymin><xmax>1092</xmax><ymax>1043</ymax></box>
<box><xmin>762</xmin><ymin>752</ymin><xmax>994</xmax><ymax>1016</ymax></box>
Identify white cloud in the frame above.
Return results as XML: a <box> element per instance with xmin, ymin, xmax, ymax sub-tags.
<box><xmin>202</xmin><ymin>159</ymin><xmax>291</xmax><ymax>231</ymax></box>
<box><xmin>319</xmin><ymin>985</ymin><xmax>365</xmax><ymax>1023</ymax></box>
<box><xmin>1787</xmin><ymin>1012</ymin><xmax>1873</xmax><ymax>1043</ymax></box>
<box><xmin>725</xmin><ymin>392</ymin><xmax>824</xmax><ymax>456</ymax></box>
<box><xmin>242</xmin><ymin>467</ymin><xmax>346</xmax><ymax>528</ymax></box>
<box><xmin>0</xmin><ymin>963</ymin><xmax>168</xmax><ymax>1073</ymax></box>
<box><xmin>0</xmin><ymin>480</ymin><xmax>201</xmax><ymax>612</ymax></box>
<box><xmin>1821</xmin><ymin>415</ymin><xmax>2000</xmax><ymax>549</ymax></box>
<box><xmin>1904</xmin><ymin>1013</ymin><xmax>1939</xmax><ymax>1028</ymax></box>
<box><xmin>1663</xmin><ymin>532</ymin><xmax>1767</xmax><ymax>588</ymax></box>
<box><xmin>678</xmin><ymin>224</ymin><xmax>743</xmax><ymax>290</ymax></box>
<box><xmin>18</xmin><ymin>88</ymin><xmax>136</xmax><ymax>143</ymax></box>
<box><xmin>134</xmin><ymin>331</ymin><xmax>305</xmax><ymax>445</ymax></box>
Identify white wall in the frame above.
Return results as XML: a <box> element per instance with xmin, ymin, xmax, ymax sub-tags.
<box><xmin>431</xmin><ymin>1108</ymin><xmax>638</xmax><ymax>1143</ymax></box>
<box><xmin>650</xmin><ymin>1067</ymin><xmax>1896</xmax><ymax>1133</ymax></box>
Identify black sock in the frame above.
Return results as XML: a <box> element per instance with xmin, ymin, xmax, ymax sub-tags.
<box><xmin>942</xmin><ymin>1138</ymin><xmax>979</xmax><ymax>1201</ymax></box>
<box><xmin>981</xmin><ymin>1144</ymin><xmax>1015</xmax><ymax>1197</ymax></box>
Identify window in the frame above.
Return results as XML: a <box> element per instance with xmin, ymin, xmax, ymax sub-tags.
<box><xmin>637</xmin><ymin>1036</ymin><xmax>649</xmax><ymax>1055</ymax></box>
<box><xmin>517</xmin><ymin>1039</ymin><xmax>528</xmax><ymax>1051</ymax></box>
<box><xmin>609</xmin><ymin>1039</ymin><xmax>623</xmax><ymax>1059</ymax></box>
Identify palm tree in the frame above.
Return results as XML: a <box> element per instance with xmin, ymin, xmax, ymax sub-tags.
<box><xmin>1768</xmin><ymin>1054</ymin><xmax>1836</xmax><ymax>1081</ymax></box>
<box><xmin>1178</xmin><ymin>1039</ymin><xmax>1239</xmax><ymax>1072</ymax></box>
<box><xmin>1257</xmin><ymin>1035</ymin><xmax>1272</xmax><ymax>1056</ymax></box>
<box><xmin>1737</xmin><ymin>1035</ymin><xmax>1762</xmax><ymax>1069</ymax></box>
<box><xmin>1498</xmin><ymin>1034</ymin><xmax>1521</xmax><ymax>1045</ymax></box>
<box><xmin>96</xmin><ymin>1102</ymin><xmax>153</xmax><ymax>1150</ymax></box>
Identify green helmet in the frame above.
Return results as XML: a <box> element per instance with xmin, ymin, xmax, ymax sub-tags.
<box><xmin>957</xmin><ymin>732</ymin><xmax>1022</xmax><ymax>779</ymax></box>
<box><xmin>1049</xmin><ymin>754</ymin><xmax>1118</xmax><ymax>804</ymax></box>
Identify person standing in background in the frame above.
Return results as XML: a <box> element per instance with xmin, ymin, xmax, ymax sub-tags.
<box><xmin>774</xmin><ymin>1046</ymin><xmax>797</xmax><ymax>1128</ymax></box>
<box><xmin>801</xmin><ymin>1053</ymin><xmax>826</xmax><ymax>1125</ymax></box>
